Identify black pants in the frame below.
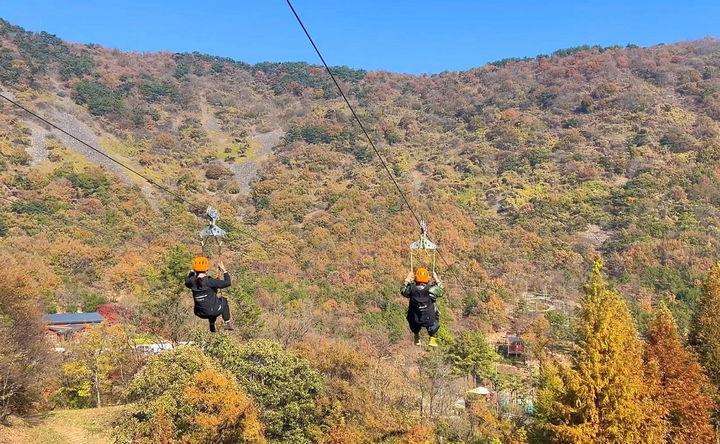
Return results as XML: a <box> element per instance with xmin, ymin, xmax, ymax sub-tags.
<box><xmin>206</xmin><ymin>297</ymin><xmax>231</xmax><ymax>332</ymax></box>
<box><xmin>407</xmin><ymin>309</ymin><xmax>440</xmax><ymax>337</ymax></box>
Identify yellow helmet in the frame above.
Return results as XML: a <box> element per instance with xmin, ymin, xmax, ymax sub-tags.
<box><xmin>415</xmin><ymin>268</ymin><xmax>430</xmax><ymax>283</ymax></box>
<box><xmin>192</xmin><ymin>256</ymin><xmax>209</xmax><ymax>272</ymax></box>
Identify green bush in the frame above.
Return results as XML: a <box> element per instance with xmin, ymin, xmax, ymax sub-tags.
<box><xmin>81</xmin><ymin>292</ymin><xmax>107</xmax><ymax>312</ymax></box>
<box><xmin>384</xmin><ymin>129</ymin><xmax>401</xmax><ymax>145</ymax></box>
<box><xmin>628</xmin><ymin>129</ymin><xmax>650</xmax><ymax>147</ymax></box>
<box><xmin>640</xmin><ymin>266</ymin><xmax>689</xmax><ymax>296</ymax></box>
<box><xmin>74</xmin><ymin>80</ymin><xmax>124</xmax><ymax>116</ymax></box>
<box><xmin>192</xmin><ymin>333</ymin><xmax>322</xmax><ymax>444</ymax></box>
<box><xmin>11</xmin><ymin>199</ymin><xmax>57</xmax><ymax>214</ymax></box>
<box><xmin>54</xmin><ymin>166</ymin><xmax>112</xmax><ymax>199</ymax></box>
<box><xmin>227</xmin><ymin>286</ymin><xmax>263</xmax><ymax>339</ymax></box>
<box><xmin>0</xmin><ymin>48</ymin><xmax>23</xmax><ymax>83</ymax></box>
<box><xmin>116</xmin><ymin>346</ymin><xmax>265</xmax><ymax>444</ymax></box>
<box><xmin>537</xmin><ymin>91</ymin><xmax>557</xmax><ymax>110</ymax></box>
<box><xmin>286</xmin><ymin>124</ymin><xmax>332</xmax><ymax>144</ymax></box>
<box><xmin>362</xmin><ymin>299</ymin><xmax>407</xmax><ymax>342</ymax></box>
<box><xmin>138</xmin><ymin>79</ymin><xmax>178</xmax><ymax>103</ymax></box>
<box><xmin>117</xmin><ymin>346</ymin><xmax>206</xmax><ymax>439</ymax></box>
<box><xmin>124</xmin><ymin>346</ymin><xmax>209</xmax><ymax>402</ymax></box>
<box><xmin>329</xmin><ymin>65</ymin><xmax>366</xmax><ymax>82</ymax></box>
<box><xmin>255</xmin><ymin>61</ymin><xmax>333</xmax><ymax>95</ymax></box>
<box><xmin>58</xmin><ymin>52</ymin><xmax>95</xmax><ymax>79</ymax></box>
<box><xmin>552</xmin><ymin>45</ymin><xmax>601</xmax><ymax>57</ymax></box>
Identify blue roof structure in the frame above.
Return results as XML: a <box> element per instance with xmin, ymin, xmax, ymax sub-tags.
<box><xmin>44</xmin><ymin>312</ymin><xmax>105</xmax><ymax>324</ymax></box>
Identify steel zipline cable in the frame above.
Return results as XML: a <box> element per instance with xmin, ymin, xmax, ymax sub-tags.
<box><xmin>284</xmin><ymin>0</ymin><xmax>475</xmax><ymax>296</ymax></box>
<box><xmin>284</xmin><ymin>0</ymin><xmax>423</xmax><ymax>229</ymax></box>
<box><xmin>0</xmin><ymin>93</ymin><xmax>202</xmax><ymax>212</ymax></box>
<box><xmin>0</xmin><ymin>93</ymin><xmax>297</xmax><ymax>260</ymax></box>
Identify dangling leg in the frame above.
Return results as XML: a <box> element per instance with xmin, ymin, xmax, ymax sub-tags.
<box><xmin>208</xmin><ymin>315</ymin><xmax>217</xmax><ymax>333</ymax></box>
<box><xmin>407</xmin><ymin>311</ymin><xmax>422</xmax><ymax>346</ymax></box>
<box><xmin>219</xmin><ymin>297</ymin><xmax>234</xmax><ymax>331</ymax></box>
<box><xmin>427</xmin><ymin>310</ymin><xmax>440</xmax><ymax>347</ymax></box>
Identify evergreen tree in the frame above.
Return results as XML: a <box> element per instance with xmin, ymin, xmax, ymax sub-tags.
<box><xmin>647</xmin><ymin>304</ymin><xmax>715</xmax><ymax>443</ymax></box>
<box><xmin>447</xmin><ymin>330</ymin><xmax>500</xmax><ymax>385</ymax></box>
<box><xmin>141</xmin><ymin>245</ymin><xmax>193</xmax><ymax>344</ymax></box>
<box><xmin>534</xmin><ymin>258</ymin><xmax>666</xmax><ymax>444</ymax></box>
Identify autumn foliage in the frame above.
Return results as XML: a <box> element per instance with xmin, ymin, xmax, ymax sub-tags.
<box><xmin>535</xmin><ymin>259</ymin><xmax>665</xmax><ymax>443</ymax></box>
<box><xmin>647</xmin><ymin>305</ymin><xmax>715</xmax><ymax>444</ymax></box>
<box><xmin>3</xmin><ymin>17</ymin><xmax>720</xmax><ymax>443</ymax></box>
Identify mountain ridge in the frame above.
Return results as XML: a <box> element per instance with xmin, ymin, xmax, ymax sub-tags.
<box><xmin>2</xmin><ymin>16</ymin><xmax>720</xmax><ymax>443</ymax></box>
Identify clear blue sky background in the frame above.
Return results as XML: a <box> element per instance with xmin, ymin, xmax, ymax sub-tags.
<box><xmin>1</xmin><ymin>1</ymin><xmax>718</xmax><ymax>74</ymax></box>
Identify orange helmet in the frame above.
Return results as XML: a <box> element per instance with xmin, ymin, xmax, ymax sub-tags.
<box><xmin>192</xmin><ymin>256</ymin><xmax>209</xmax><ymax>272</ymax></box>
<box><xmin>415</xmin><ymin>268</ymin><xmax>430</xmax><ymax>283</ymax></box>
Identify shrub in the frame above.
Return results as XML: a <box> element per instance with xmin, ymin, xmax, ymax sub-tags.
<box><xmin>205</xmin><ymin>164</ymin><xmax>232</xmax><ymax>180</ymax></box>
<box><xmin>286</xmin><ymin>124</ymin><xmax>332</xmax><ymax>144</ymax></box>
<box><xmin>384</xmin><ymin>129</ymin><xmax>401</xmax><ymax>145</ymax></box>
<box><xmin>192</xmin><ymin>333</ymin><xmax>323</xmax><ymax>444</ymax></box>
<box><xmin>116</xmin><ymin>346</ymin><xmax>265</xmax><ymax>444</ymax></box>
<box><xmin>138</xmin><ymin>79</ymin><xmax>178</xmax><ymax>103</ymax></box>
<box><xmin>74</xmin><ymin>80</ymin><xmax>124</xmax><ymax>116</ymax></box>
<box><xmin>54</xmin><ymin>165</ymin><xmax>112</xmax><ymax>199</ymax></box>
<box><xmin>58</xmin><ymin>52</ymin><xmax>95</xmax><ymax>80</ymax></box>
<box><xmin>81</xmin><ymin>292</ymin><xmax>107</xmax><ymax>312</ymax></box>
<box><xmin>179</xmin><ymin>118</ymin><xmax>208</xmax><ymax>147</ymax></box>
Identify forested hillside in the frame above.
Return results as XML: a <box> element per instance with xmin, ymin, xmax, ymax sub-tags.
<box><xmin>1</xmin><ymin>17</ymin><xmax>720</xmax><ymax>443</ymax></box>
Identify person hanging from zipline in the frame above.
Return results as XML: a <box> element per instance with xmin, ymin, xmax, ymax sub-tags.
<box><xmin>401</xmin><ymin>267</ymin><xmax>444</xmax><ymax>347</ymax></box>
<box><xmin>186</xmin><ymin>256</ymin><xmax>234</xmax><ymax>332</ymax></box>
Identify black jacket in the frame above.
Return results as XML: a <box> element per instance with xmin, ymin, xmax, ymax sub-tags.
<box><xmin>401</xmin><ymin>281</ymin><xmax>443</xmax><ymax>327</ymax></box>
<box><xmin>185</xmin><ymin>271</ymin><xmax>231</xmax><ymax>318</ymax></box>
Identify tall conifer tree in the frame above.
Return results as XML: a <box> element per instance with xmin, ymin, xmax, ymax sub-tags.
<box><xmin>647</xmin><ymin>305</ymin><xmax>715</xmax><ymax>443</ymax></box>
<box><xmin>692</xmin><ymin>263</ymin><xmax>720</xmax><ymax>388</ymax></box>
<box><xmin>534</xmin><ymin>258</ymin><xmax>665</xmax><ymax>444</ymax></box>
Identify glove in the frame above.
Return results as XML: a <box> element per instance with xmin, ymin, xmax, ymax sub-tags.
<box><xmin>432</xmin><ymin>271</ymin><xmax>442</xmax><ymax>285</ymax></box>
<box><xmin>405</xmin><ymin>271</ymin><xmax>415</xmax><ymax>283</ymax></box>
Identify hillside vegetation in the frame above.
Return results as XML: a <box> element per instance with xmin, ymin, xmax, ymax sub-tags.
<box><xmin>1</xmin><ymin>17</ymin><xmax>720</xmax><ymax>443</ymax></box>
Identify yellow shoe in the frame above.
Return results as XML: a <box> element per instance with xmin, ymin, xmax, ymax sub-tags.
<box><xmin>428</xmin><ymin>337</ymin><xmax>438</xmax><ymax>347</ymax></box>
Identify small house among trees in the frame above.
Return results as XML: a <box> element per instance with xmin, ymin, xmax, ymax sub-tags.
<box><xmin>503</xmin><ymin>337</ymin><xmax>525</xmax><ymax>358</ymax></box>
<box><xmin>44</xmin><ymin>312</ymin><xmax>104</xmax><ymax>342</ymax></box>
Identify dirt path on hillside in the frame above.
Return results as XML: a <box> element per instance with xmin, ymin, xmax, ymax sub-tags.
<box><xmin>231</xmin><ymin>128</ymin><xmax>284</xmax><ymax>194</ymax></box>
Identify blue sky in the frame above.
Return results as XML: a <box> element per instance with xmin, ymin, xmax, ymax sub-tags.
<box><xmin>1</xmin><ymin>0</ymin><xmax>718</xmax><ymax>74</ymax></box>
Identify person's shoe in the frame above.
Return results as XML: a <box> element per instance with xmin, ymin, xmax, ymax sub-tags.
<box><xmin>209</xmin><ymin>323</ymin><xmax>217</xmax><ymax>333</ymax></box>
<box><xmin>428</xmin><ymin>337</ymin><xmax>438</xmax><ymax>347</ymax></box>
<box><xmin>414</xmin><ymin>333</ymin><xmax>421</xmax><ymax>346</ymax></box>
<box><xmin>223</xmin><ymin>321</ymin><xmax>235</xmax><ymax>331</ymax></box>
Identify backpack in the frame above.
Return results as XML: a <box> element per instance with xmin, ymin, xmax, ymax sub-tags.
<box><xmin>409</xmin><ymin>283</ymin><xmax>437</xmax><ymax>326</ymax></box>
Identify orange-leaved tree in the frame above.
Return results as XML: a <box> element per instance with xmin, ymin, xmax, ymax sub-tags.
<box><xmin>182</xmin><ymin>368</ymin><xmax>265</xmax><ymax>444</ymax></box>
<box><xmin>646</xmin><ymin>304</ymin><xmax>715</xmax><ymax>443</ymax></box>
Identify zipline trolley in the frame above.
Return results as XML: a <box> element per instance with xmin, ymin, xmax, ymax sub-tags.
<box><xmin>410</xmin><ymin>220</ymin><xmax>437</xmax><ymax>274</ymax></box>
<box><xmin>200</xmin><ymin>206</ymin><xmax>226</xmax><ymax>258</ymax></box>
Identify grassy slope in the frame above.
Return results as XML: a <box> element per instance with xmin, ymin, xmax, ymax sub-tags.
<box><xmin>0</xmin><ymin>406</ymin><xmax>124</xmax><ymax>444</ymax></box>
